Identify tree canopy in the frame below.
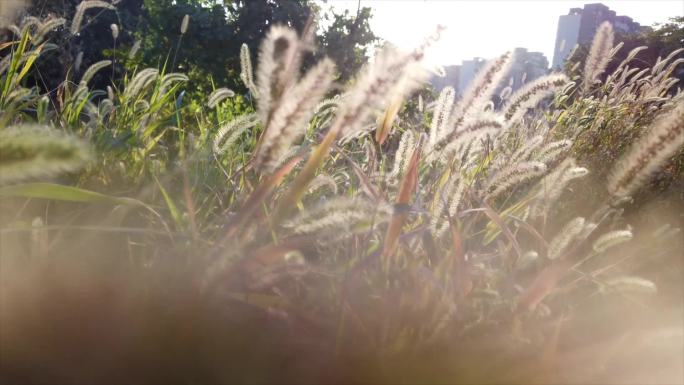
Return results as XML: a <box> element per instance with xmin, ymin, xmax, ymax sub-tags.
<box><xmin>566</xmin><ymin>17</ymin><xmax>684</xmax><ymax>89</ymax></box>
<box><xmin>24</xmin><ymin>0</ymin><xmax>378</xmax><ymax>96</ymax></box>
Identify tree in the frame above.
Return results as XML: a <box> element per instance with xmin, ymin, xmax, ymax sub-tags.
<box><xmin>139</xmin><ymin>0</ymin><xmax>378</xmax><ymax>92</ymax></box>
<box><xmin>138</xmin><ymin>0</ymin><xmax>314</xmax><ymax>95</ymax></box>
<box><xmin>25</xmin><ymin>0</ymin><xmax>143</xmax><ymax>94</ymax></box>
<box><xmin>21</xmin><ymin>0</ymin><xmax>379</xmax><ymax>98</ymax></box>
<box><xmin>316</xmin><ymin>5</ymin><xmax>377</xmax><ymax>82</ymax></box>
<box><xmin>566</xmin><ymin>17</ymin><xmax>684</xmax><ymax>91</ymax></box>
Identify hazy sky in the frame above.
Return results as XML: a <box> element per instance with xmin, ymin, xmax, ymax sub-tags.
<box><xmin>318</xmin><ymin>1</ymin><xmax>683</xmax><ymax>66</ymax></box>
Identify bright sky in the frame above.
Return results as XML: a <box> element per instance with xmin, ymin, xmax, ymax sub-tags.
<box><xmin>318</xmin><ymin>1</ymin><xmax>683</xmax><ymax>67</ymax></box>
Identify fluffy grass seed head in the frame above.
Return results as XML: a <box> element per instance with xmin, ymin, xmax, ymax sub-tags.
<box><xmin>503</xmin><ymin>73</ymin><xmax>569</xmax><ymax>124</ymax></box>
<box><xmin>579</xmin><ymin>221</ymin><xmax>598</xmax><ymax>240</ymax></box>
<box><xmin>485</xmin><ymin>161</ymin><xmax>547</xmax><ymax>201</ymax></box>
<box><xmin>306</xmin><ymin>174</ymin><xmax>338</xmax><ymax>196</ymax></box>
<box><xmin>71</xmin><ymin>1</ymin><xmax>116</xmax><ymax>35</ymax></box>
<box><xmin>429</xmin><ymin>86</ymin><xmax>456</xmax><ymax>148</ymax></box>
<box><xmin>338</xmin><ymin>43</ymin><xmax>429</xmax><ymax>143</ymax></box>
<box><xmin>158</xmin><ymin>73</ymin><xmax>189</xmax><ymax>95</ymax></box>
<box><xmin>180</xmin><ymin>14</ymin><xmax>190</xmax><ymax>34</ymax></box>
<box><xmin>283</xmin><ymin>196</ymin><xmax>393</xmax><ymax>236</ymax></box>
<box><xmin>129</xmin><ymin>40</ymin><xmax>141</xmax><ymax>59</ymax></box>
<box><xmin>604</xmin><ymin>276</ymin><xmax>657</xmax><ymax>294</ymax></box>
<box><xmin>20</xmin><ymin>17</ymin><xmax>41</xmax><ymax>32</ymax></box>
<box><xmin>499</xmin><ymin>86</ymin><xmax>513</xmax><ymax>101</ymax></box>
<box><xmin>607</xmin><ymin>102</ymin><xmax>684</xmax><ymax>198</ymax></box>
<box><xmin>547</xmin><ymin>217</ymin><xmax>586</xmax><ymax>260</ymax></box>
<box><xmin>0</xmin><ymin>125</ymin><xmax>92</xmax><ymax>184</ymax></box>
<box><xmin>254</xmin><ymin>57</ymin><xmax>335</xmax><ymax>172</ymax></box>
<box><xmin>430</xmin><ymin>117</ymin><xmax>503</xmax><ymax>163</ymax></box>
<box><xmin>582</xmin><ymin>21</ymin><xmax>614</xmax><ymax>91</ymax></box>
<box><xmin>516</xmin><ymin>250</ymin><xmax>539</xmax><ymax>270</ymax></box>
<box><xmin>430</xmin><ymin>174</ymin><xmax>465</xmax><ymax>237</ymax></box>
<box><xmin>124</xmin><ymin>68</ymin><xmax>159</xmax><ymax>99</ymax></box>
<box><xmin>390</xmin><ymin>130</ymin><xmax>418</xmax><ymax>181</ymax></box>
<box><xmin>593</xmin><ymin>230</ymin><xmax>633</xmax><ymax>253</ymax></box>
<box><xmin>532</xmin><ymin>158</ymin><xmax>589</xmax><ymax>218</ymax></box>
<box><xmin>79</xmin><ymin>60</ymin><xmax>111</xmax><ymax>86</ymax></box>
<box><xmin>616</xmin><ymin>46</ymin><xmax>649</xmax><ymax>72</ymax></box>
<box><xmin>239</xmin><ymin>43</ymin><xmax>258</xmax><ymax>97</ymax></box>
<box><xmin>213</xmin><ymin>113</ymin><xmax>259</xmax><ymax>155</ymax></box>
<box><xmin>34</xmin><ymin>17</ymin><xmax>66</xmax><ymax>43</ymax></box>
<box><xmin>73</xmin><ymin>51</ymin><xmax>84</xmax><ymax>72</ymax></box>
<box><xmin>509</xmin><ymin>135</ymin><xmax>544</xmax><ymax>164</ymax></box>
<box><xmin>449</xmin><ymin>51</ymin><xmax>513</xmax><ymax>129</ymax></box>
<box><xmin>651</xmin><ymin>48</ymin><xmax>684</xmax><ymax>76</ymax></box>
<box><xmin>207</xmin><ymin>88</ymin><xmax>235</xmax><ymax>108</ymax></box>
<box><xmin>535</xmin><ymin>139</ymin><xmax>573</xmax><ymax>164</ymax></box>
<box><xmin>256</xmin><ymin>26</ymin><xmax>301</xmax><ymax>126</ymax></box>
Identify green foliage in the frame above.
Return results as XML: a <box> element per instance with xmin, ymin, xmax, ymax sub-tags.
<box><xmin>316</xmin><ymin>5</ymin><xmax>378</xmax><ymax>82</ymax></box>
<box><xmin>18</xmin><ymin>0</ymin><xmax>379</xmax><ymax>125</ymax></box>
<box><xmin>556</xmin><ymin>18</ymin><xmax>684</xmax><ymax>202</ymax></box>
<box><xmin>26</xmin><ymin>0</ymin><xmax>141</xmax><ymax>92</ymax></box>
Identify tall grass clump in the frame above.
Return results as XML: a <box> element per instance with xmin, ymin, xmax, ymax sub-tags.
<box><xmin>555</xmin><ymin>21</ymin><xmax>684</xmax><ymax>204</ymax></box>
<box><xmin>1</xmin><ymin>9</ymin><xmax>683</xmax><ymax>385</ymax></box>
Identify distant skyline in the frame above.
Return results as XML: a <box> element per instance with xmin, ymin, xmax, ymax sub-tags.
<box><xmin>318</xmin><ymin>1</ymin><xmax>683</xmax><ymax>67</ymax></box>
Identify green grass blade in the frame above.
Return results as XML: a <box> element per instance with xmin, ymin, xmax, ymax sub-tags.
<box><xmin>153</xmin><ymin>176</ymin><xmax>184</xmax><ymax>229</ymax></box>
<box><xmin>0</xmin><ymin>183</ymin><xmax>148</xmax><ymax>207</ymax></box>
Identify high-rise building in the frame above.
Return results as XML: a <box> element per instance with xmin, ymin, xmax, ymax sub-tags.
<box><xmin>456</xmin><ymin>49</ymin><xmax>549</xmax><ymax>97</ymax></box>
<box><xmin>503</xmin><ymin>48</ymin><xmax>549</xmax><ymax>93</ymax></box>
<box><xmin>551</xmin><ymin>3</ymin><xmax>643</xmax><ymax>69</ymax></box>
<box><xmin>457</xmin><ymin>57</ymin><xmax>486</xmax><ymax>95</ymax></box>
<box><xmin>552</xmin><ymin>8</ymin><xmax>583</xmax><ymax>71</ymax></box>
<box><xmin>431</xmin><ymin>64</ymin><xmax>461</xmax><ymax>91</ymax></box>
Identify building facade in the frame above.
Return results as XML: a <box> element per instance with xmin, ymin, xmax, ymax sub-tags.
<box><xmin>504</xmin><ymin>48</ymin><xmax>549</xmax><ymax>93</ymax></box>
<box><xmin>552</xmin><ymin>8</ymin><xmax>583</xmax><ymax>70</ymax></box>
<box><xmin>457</xmin><ymin>57</ymin><xmax>486</xmax><ymax>95</ymax></box>
<box><xmin>456</xmin><ymin>49</ymin><xmax>549</xmax><ymax>97</ymax></box>
<box><xmin>431</xmin><ymin>64</ymin><xmax>461</xmax><ymax>91</ymax></box>
<box><xmin>551</xmin><ymin>3</ymin><xmax>642</xmax><ymax>70</ymax></box>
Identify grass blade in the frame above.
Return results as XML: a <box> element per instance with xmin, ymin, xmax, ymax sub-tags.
<box><xmin>225</xmin><ymin>155</ymin><xmax>303</xmax><ymax>238</ymax></box>
<box><xmin>382</xmin><ymin>135</ymin><xmax>423</xmax><ymax>264</ymax></box>
<box><xmin>0</xmin><ymin>183</ymin><xmax>149</xmax><ymax>207</ymax></box>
